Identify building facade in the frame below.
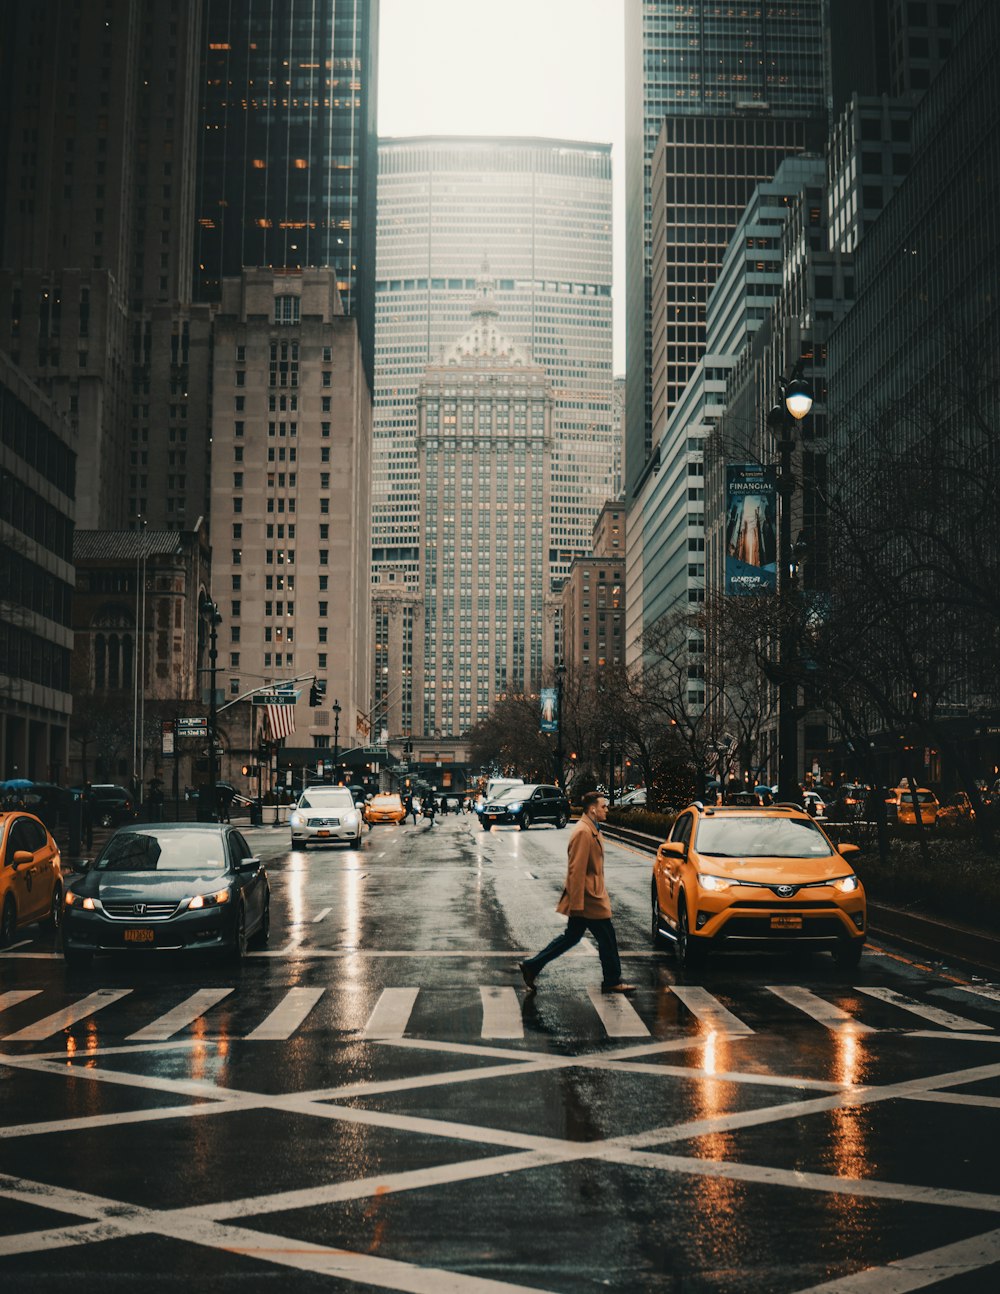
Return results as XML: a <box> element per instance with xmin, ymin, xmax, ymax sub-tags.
<box><xmin>560</xmin><ymin>503</ymin><xmax>627</xmax><ymax>678</ymax></box>
<box><xmin>416</xmin><ymin>279</ymin><xmax>555</xmax><ymax>739</ymax></box>
<box><xmin>0</xmin><ymin>354</ymin><xmax>76</xmax><ymax>782</ymax></box>
<box><xmin>209</xmin><ymin>269</ymin><xmax>372</xmax><ymax>776</ymax></box>
<box><xmin>374</xmin><ymin>136</ymin><xmax>614</xmax><ymax>593</ymax></box>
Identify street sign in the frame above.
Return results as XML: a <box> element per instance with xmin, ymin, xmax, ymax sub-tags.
<box><xmin>176</xmin><ymin>717</ymin><xmax>209</xmax><ymax>735</ymax></box>
<box><xmin>252</xmin><ymin>692</ymin><xmax>295</xmax><ymax>706</ymax></box>
<box><xmin>161</xmin><ymin>719</ymin><xmax>175</xmax><ymax>756</ymax></box>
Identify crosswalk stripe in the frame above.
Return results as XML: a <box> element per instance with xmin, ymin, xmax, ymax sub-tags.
<box><xmin>0</xmin><ymin>990</ymin><xmax>43</xmax><ymax>1014</ymax></box>
<box><xmin>670</xmin><ymin>985</ymin><xmax>754</xmax><ymax>1035</ymax></box>
<box><xmin>480</xmin><ymin>987</ymin><xmax>523</xmax><ymax>1039</ymax></box>
<box><xmin>1</xmin><ymin>989</ymin><xmax>132</xmax><ymax>1041</ymax></box>
<box><xmin>853</xmin><ymin>986</ymin><xmax>991</xmax><ymax>1031</ymax></box>
<box><xmin>126</xmin><ymin>989</ymin><xmax>235</xmax><ymax>1042</ymax></box>
<box><xmin>245</xmin><ymin>988</ymin><xmax>325</xmax><ymax>1041</ymax></box>
<box><xmin>956</xmin><ymin>985</ymin><xmax>1000</xmax><ymax>1006</ymax></box>
<box><xmin>767</xmin><ymin>985</ymin><xmax>876</xmax><ymax>1034</ymax></box>
<box><xmin>586</xmin><ymin>987</ymin><xmax>650</xmax><ymax>1038</ymax></box>
<box><xmin>364</xmin><ymin>988</ymin><xmax>419</xmax><ymax>1039</ymax></box>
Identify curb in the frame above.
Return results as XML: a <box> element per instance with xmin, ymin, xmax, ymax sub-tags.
<box><xmin>867</xmin><ymin>903</ymin><xmax>1000</xmax><ymax>975</ymax></box>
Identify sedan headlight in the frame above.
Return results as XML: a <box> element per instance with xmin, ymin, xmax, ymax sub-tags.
<box><xmin>697</xmin><ymin>873</ymin><xmax>732</xmax><ymax>892</ymax></box>
<box><xmin>187</xmin><ymin>888</ymin><xmax>230</xmax><ymax>910</ymax></box>
<box><xmin>505</xmin><ymin>801</ymin><xmax>523</xmax><ymax>812</ymax></box>
<box><xmin>289</xmin><ymin>812</ymin><xmax>304</xmax><ymax>828</ymax></box>
<box><xmin>833</xmin><ymin>874</ymin><xmax>860</xmax><ymax>893</ymax></box>
<box><xmin>64</xmin><ymin>891</ymin><xmax>95</xmax><ymax>910</ymax></box>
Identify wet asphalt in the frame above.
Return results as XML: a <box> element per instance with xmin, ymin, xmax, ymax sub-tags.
<box><xmin>3</xmin><ymin>813</ymin><xmax>1000</xmax><ymax>1292</ymax></box>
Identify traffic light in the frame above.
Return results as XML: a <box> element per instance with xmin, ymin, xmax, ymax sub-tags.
<box><xmin>309</xmin><ymin>679</ymin><xmax>326</xmax><ymax>707</ymax></box>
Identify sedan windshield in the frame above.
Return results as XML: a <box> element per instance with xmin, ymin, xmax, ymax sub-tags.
<box><xmin>695</xmin><ymin>816</ymin><xmax>834</xmax><ymax>859</ymax></box>
<box><xmin>299</xmin><ymin>791</ymin><xmax>354</xmax><ymax>809</ymax></box>
<box><xmin>96</xmin><ymin>830</ymin><xmax>229</xmax><ymax>874</ymax></box>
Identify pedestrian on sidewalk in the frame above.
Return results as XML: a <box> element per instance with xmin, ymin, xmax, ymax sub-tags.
<box><xmin>519</xmin><ymin>791</ymin><xmax>635</xmax><ymax>995</ymax></box>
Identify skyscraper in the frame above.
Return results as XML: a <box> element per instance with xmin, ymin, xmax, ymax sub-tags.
<box><xmin>194</xmin><ymin>0</ymin><xmax>379</xmax><ymax>383</ymax></box>
<box><xmin>624</xmin><ymin>0</ymin><xmax>828</xmax><ymax>495</ymax></box>
<box><xmin>374</xmin><ymin>136</ymin><xmax>614</xmax><ymax>595</ymax></box>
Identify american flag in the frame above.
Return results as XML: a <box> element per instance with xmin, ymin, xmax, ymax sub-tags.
<box><xmin>265</xmin><ymin>703</ymin><xmax>296</xmax><ymax>742</ymax></box>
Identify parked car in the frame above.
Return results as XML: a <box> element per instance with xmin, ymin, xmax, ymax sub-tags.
<box><xmin>0</xmin><ymin>810</ymin><xmax>65</xmax><ymax>946</ymax></box>
<box><xmin>290</xmin><ymin>786</ymin><xmax>363</xmax><ymax>848</ymax></box>
<box><xmin>62</xmin><ymin>822</ymin><xmax>269</xmax><ymax>965</ymax></box>
<box><xmin>83</xmin><ymin>784</ymin><xmax>137</xmax><ymax>828</ymax></box>
<box><xmin>480</xmin><ymin>783</ymin><xmax>570</xmax><ymax>831</ymax></box>
<box><xmin>650</xmin><ymin>802</ymin><xmax>866</xmax><ymax>969</ymax></box>
<box><xmin>886</xmin><ymin>784</ymin><xmax>940</xmax><ymax>830</ymax></box>
<box><xmin>825</xmin><ymin>783</ymin><xmax>870</xmax><ymax>823</ymax></box>
<box><xmin>615</xmin><ymin>788</ymin><xmax>647</xmax><ymax>810</ymax></box>
<box><xmin>937</xmin><ymin>791</ymin><xmax>976</xmax><ymax>830</ymax></box>
<box><xmin>802</xmin><ymin>790</ymin><xmax>827</xmax><ymax>819</ymax></box>
<box><xmin>363</xmin><ymin>792</ymin><xmax>406</xmax><ymax>825</ymax></box>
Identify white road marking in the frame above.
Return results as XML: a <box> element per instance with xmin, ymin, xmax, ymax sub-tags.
<box><xmin>245</xmin><ymin>987</ymin><xmax>325</xmax><ymax>1041</ymax></box>
<box><xmin>363</xmin><ymin>987</ymin><xmax>419</xmax><ymax>1039</ymax></box>
<box><xmin>854</xmin><ymin>986</ymin><xmax>991</xmax><ymax>1032</ymax></box>
<box><xmin>787</xmin><ymin>1223</ymin><xmax>1000</xmax><ymax>1292</ymax></box>
<box><xmin>767</xmin><ymin>985</ymin><xmax>877</xmax><ymax>1033</ymax></box>
<box><xmin>126</xmin><ymin>989</ymin><xmax>234</xmax><ymax>1042</ymax></box>
<box><xmin>480</xmin><ymin>987</ymin><xmax>523</xmax><ymax>1039</ymax></box>
<box><xmin>312</xmin><ymin>907</ymin><xmax>332</xmax><ymax>922</ymax></box>
<box><xmin>1</xmin><ymin>989</ymin><xmax>132</xmax><ymax>1041</ymax></box>
<box><xmin>586</xmin><ymin>986</ymin><xmax>649</xmax><ymax>1038</ymax></box>
<box><xmin>955</xmin><ymin>984</ymin><xmax>1000</xmax><ymax>1005</ymax></box>
<box><xmin>0</xmin><ymin>990</ymin><xmax>43</xmax><ymax>1014</ymax></box>
<box><xmin>669</xmin><ymin>985</ymin><xmax>754</xmax><ymax>1035</ymax></box>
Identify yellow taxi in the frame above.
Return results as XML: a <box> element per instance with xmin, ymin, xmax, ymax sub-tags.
<box><xmin>889</xmin><ymin>785</ymin><xmax>940</xmax><ymax>829</ymax></box>
<box><xmin>363</xmin><ymin>792</ymin><xmax>406</xmax><ymax>825</ymax></box>
<box><xmin>0</xmin><ymin>810</ymin><xmax>65</xmax><ymax>946</ymax></box>
<box><xmin>651</xmin><ymin>802</ymin><xmax>866</xmax><ymax>969</ymax></box>
<box><xmin>937</xmin><ymin>791</ymin><xmax>976</xmax><ymax>831</ymax></box>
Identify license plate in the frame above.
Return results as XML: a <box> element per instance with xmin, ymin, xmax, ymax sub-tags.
<box><xmin>771</xmin><ymin>915</ymin><xmax>802</xmax><ymax>930</ymax></box>
<box><xmin>124</xmin><ymin>927</ymin><xmax>154</xmax><ymax>943</ymax></box>
<box><xmin>317</xmin><ymin>829</ymin><xmax>330</xmax><ymax>837</ymax></box>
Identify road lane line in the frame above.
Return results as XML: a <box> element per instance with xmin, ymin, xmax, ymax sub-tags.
<box><xmin>586</xmin><ymin>986</ymin><xmax>649</xmax><ymax>1038</ymax></box>
<box><xmin>786</xmin><ymin>1222</ymin><xmax>1000</xmax><ymax>1293</ymax></box>
<box><xmin>245</xmin><ymin>988</ymin><xmax>325</xmax><ymax>1041</ymax></box>
<box><xmin>1</xmin><ymin>989</ymin><xmax>132</xmax><ymax>1041</ymax></box>
<box><xmin>669</xmin><ymin>985</ymin><xmax>754</xmax><ymax>1035</ymax></box>
<box><xmin>363</xmin><ymin>987</ymin><xmax>418</xmax><ymax>1039</ymax></box>
<box><xmin>0</xmin><ymin>990</ymin><xmax>43</xmax><ymax>1014</ymax></box>
<box><xmin>126</xmin><ymin>988</ymin><xmax>234</xmax><ymax>1041</ymax></box>
<box><xmin>955</xmin><ymin>984</ymin><xmax>1000</xmax><ymax>1005</ymax></box>
<box><xmin>312</xmin><ymin>907</ymin><xmax>332</xmax><ymax>923</ymax></box>
<box><xmin>480</xmin><ymin>987</ymin><xmax>523</xmax><ymax>1039</ymax></box>
<box><xmin>853</xmin><ymin>985</ymin><xmax>991</xmax><ymax>1031</ymax></box>
<box><xmin>767</xmin><ymin>985</ymin><xmax>877</xmax><ymax>1033</ymax></box>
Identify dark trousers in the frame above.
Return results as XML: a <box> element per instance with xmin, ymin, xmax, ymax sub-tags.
<box><xmin>523</xmin><ymin>916</ymin><xmax>623</xmax><ymax>987</ymax></box>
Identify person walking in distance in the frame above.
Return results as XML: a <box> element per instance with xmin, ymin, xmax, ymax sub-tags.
<box><xmin>519</xmin><ymin>791</ymin><xmax>635</xmax><ymax>994</ymax></box>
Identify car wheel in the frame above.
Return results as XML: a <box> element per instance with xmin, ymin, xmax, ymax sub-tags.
<box><xmin>555</xmin><ymin>811</ymin><xmax>568</xmax><ymax>829</ymax></box>
<box><xmin>250</xmin><ymin>890</ymin><xmax>270</xmax><ymax>948</ymax></box>
<box><xmin>43</xmin><ymin>884</ymin><xmax>63</xmax><ymax>931</ymax></box>
<box><xmin>481</xmin><ymin>820</ymin><xmax>490</xmax><ymax>830</ymax></box>
<box><xmin>519</xmin><ymin>812</ymin><xmax>531</xmax><ymax>831</ymax></box>
<box><xmin>832</xmin><ymin>938</ymin><xmax>865</xmax><ymax>970</ymax></box>
<box><xmin>676</xmin><ymin>896</ymin><xmax>706</xmax><ymax>970</ymax></box>
<box><xmin>0</xmin><ymin>896</ymin><xmax>16</xmax><ymax>947</ymax></box>
<box><xmin>650</xmin><ymin>884</ymin><xmax>667</xmax><ymax>949</ymax></box>
<box><xmin>229</xmin><ymin>902</ymin><xmax>248</xmax><ymax>962</ymax></box>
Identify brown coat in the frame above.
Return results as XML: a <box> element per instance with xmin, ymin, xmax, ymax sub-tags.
<box><xmin>555</xmin><ymin>814</ymin><xmax>612</xmax><ymax>919</ymax></box>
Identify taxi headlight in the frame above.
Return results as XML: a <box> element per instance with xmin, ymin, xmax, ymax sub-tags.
<box><xmin>833</xmin><ymin>874</ymin><xmax>860</xmax><ymax>893</ymax></box>
<box><xmin>697</xmin><ymin>873</ymin><xmax>732</xmax><ymax>892</ymax></box>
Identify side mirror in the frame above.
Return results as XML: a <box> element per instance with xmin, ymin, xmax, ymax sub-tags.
<box><xmin>838</xmin><ymin>842</ymin><xmax>861</xmax><ymax>858</ymax></box>
<box><xmin>238</xmin><ymin>856</ymin><xmax>260</xmax><ymax>873</ymax></box>
<box><xmin>658</xmin><ymin>840</ymin><xmax>685</xmax><ymax>859</ymax></box>
<box><xmin>12</xmin><ymin>849</ymin><xmax>33</xmax><ymax>868</ymax></box>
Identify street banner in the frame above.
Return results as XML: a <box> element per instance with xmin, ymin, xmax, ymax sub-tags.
<box><xmin>725</xmin><ymin>463</ymin><xmax>777</xmax><ymax>595</ymax></box>
<box><xmin>540</xmin><ymin>687</ymin><xmax>559</xmax><ymax>734</ymax></box>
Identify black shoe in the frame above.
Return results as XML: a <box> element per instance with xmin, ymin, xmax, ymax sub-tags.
<box><xmin>519</xmin><ymin>961</ymin><xmax>538</xmax><ymax>992</ymax></box>
<box><xmin>601</xmin><ymin>981</ymin><xmax>636</xmax><ymax>994</ymax></box>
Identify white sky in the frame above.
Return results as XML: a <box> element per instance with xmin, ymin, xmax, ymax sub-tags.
<box><xmin>377</xmin><ymin>0</ymin><xmax>626</xmax><ymax>371</ymax></box>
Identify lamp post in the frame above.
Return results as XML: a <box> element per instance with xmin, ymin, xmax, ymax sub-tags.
<box><xmin>766</xmin><ymin>364</ymin><xmax>813</xmax><ymax>805</ymax></box>
<box><xmin>199</xmin><ymin>594</ymin><xmax>222</xmax><ymax>820</ymax></box>
<box><xmin>332</xmin><ymin>698</ymin><xmax>341</xmax><ymax>778</ymax></box>
<box><xmin>554</xmin><ymin>663</ymin><xmax>566</xmax><ymax>789</ymax></box>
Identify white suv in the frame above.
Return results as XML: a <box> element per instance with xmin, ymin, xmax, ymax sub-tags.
<box><xmin>290</xmin><ymin>786</ymin><xmax>363</xmax><ymax>848</ymax></box>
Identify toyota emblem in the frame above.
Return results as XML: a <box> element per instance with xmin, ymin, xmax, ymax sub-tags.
<box><xmin>776</xmin><ymin>885</ymin><xmax>795</xmax><ymax>897</ymax></box>
<box><xmin>133</xmin><ymin>902</ymin><xmax>147</xmax><ymax>915</ymax></box>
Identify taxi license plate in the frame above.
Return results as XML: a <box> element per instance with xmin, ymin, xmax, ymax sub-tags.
<box><xmin>770</xmin><ymin>915</ymin><xmax>802</xmax><ymax>930</ymax></box>
<box><xmin>124</xmin><ymin>927</ymin><xmax>154</xmax><ymax>944</ymax></box>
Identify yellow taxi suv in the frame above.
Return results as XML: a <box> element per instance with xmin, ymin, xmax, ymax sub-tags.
<box><xmin>889</xmin><ymin>785</ymin><xmax>940</xmax><ymax>830</ymax></box>
<box><xmin>651</xmin><ymin>802</ymin><xmax>866</xmax><ymax>970</ymax></box>
<box><xmin>363</xmin><ymin>792</ymin><xmax>406</xmax><ymax>825</ymax></box>
<box><xmin>1</xmin><ymin>810</ymin><xmax>65</xmax><ymax>946</ymax></box>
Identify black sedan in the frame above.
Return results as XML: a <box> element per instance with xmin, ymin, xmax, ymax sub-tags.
<box><xmin>62</xmin><ymin>823</ymin><xmax>269</xmax><ymax>966</ymax></box>
<box><xmin>480</xmin><ymin>783</ymin><xmax>570</xmax><ymax>831</ymax></box>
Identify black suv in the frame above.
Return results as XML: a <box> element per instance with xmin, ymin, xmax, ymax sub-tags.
<box><xmin>85</xmin><ymin>785</ymin><xmax>136</xmax><ymax>827</ymax></box>
<box><xmin>480</xmin><ymin>783</ymin><xmax>570</xmax><ymax>831</ymax></box>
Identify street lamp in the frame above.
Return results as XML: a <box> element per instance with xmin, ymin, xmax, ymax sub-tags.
<box><xmin>332</xmin><ymin>698</ymin><xmax>341</xmax><ymax>776</ymax></box>
<box><xmin>767</xmin><ymin>362</ymin><xmax>814</xmax><ymax>805</ymax></box>
<box><xmin>199</xmin><ymin>594</ymin><xmax>223</xmax><ymax>821</ymax></box>
<box><xmin>554</xmin><ymin>663</ymin><xmax>566</xmax><ymax>789</ymax></box>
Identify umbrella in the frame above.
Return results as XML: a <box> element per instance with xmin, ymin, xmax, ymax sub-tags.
<box><xmin>1</xmin><ymin>778</ymin><xmax>33</xmax><ymax>790</ymax></box>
